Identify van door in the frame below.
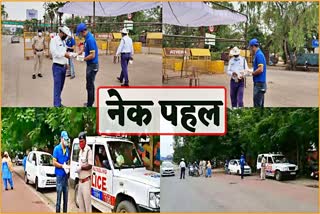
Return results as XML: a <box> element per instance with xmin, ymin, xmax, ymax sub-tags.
<box><xmin>266</xmin><ymin>156</ymin><xmax>273</xmax><ymax>176</ymax></box>
<box><xmin>29</xmin><ymin>153</ymin><xmax>37</xmax><ymax>183</ymax></box>
<box><xmin>91</xmin><ymin>143</ymin><xmax>114</xmax><ymax>209</ymax></box>
<box><xmin>256</xmin><ymin>155</ymin><xmax>262</xmax><ymax>170</ymax></box>
<box><xmin>70</xmin><ymin>139</ymin><xmax>80</xmax><ymax>181</ymax></box>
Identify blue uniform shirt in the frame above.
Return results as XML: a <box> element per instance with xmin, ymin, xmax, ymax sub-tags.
<box><xmin>84</xmin><ymin>32</ymin><xmax>98</xmax><ymax>65</ymax></box>
<box><xmin>23</xmin><ymin>156</ymin><xmax>27</xmax><ymax>171</ymax></box>
<box><xmin>66</xmin><ymin>37</ymin><xmax>75</xmax><ymax>52</ymax></box>
<box><xmin>253</xmin><ymin>48</ymin><xmax>267</xmax><ymax>83</ymax></box>
<box><xmin>240</xmin><ymin>157</ymin><xmax>245</xmax><ymax>168</ymax></box>
<box><xmin>53</xmin><ymin>143</ymin><xmax>70</xmax><ymax>177</ymax></box>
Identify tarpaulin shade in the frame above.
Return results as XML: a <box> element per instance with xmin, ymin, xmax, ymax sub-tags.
<box><xmin>163</xmin><ymin>2</ymin><xmax>247</xmax><ymax>27</ymax></box>
<box><xmin>58</xmin><ymin>2</ymin><xmax>161</xmax><ymax>17</ymax></box>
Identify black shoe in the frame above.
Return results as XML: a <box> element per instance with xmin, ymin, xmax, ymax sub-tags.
<box><xmin>66</xmin><ymin>74</ymin><xmax>71</xmax><ymax>77</ymax></box>
<box><xmin>121</xmin><ymin>84</ymin><xmax>129</xmax><ymax>87</ymax></box>
<box><xmin>38</xmin><ymin>73</ymin><xmax>43</xmax><ymax>78</ymax></box>
<box><xmin>117</xmin><ymin>77</ymin><xmax>122</xmax><ymax>83</ymax></box>
<box><xmin>11</xmin><ymin>187</ymin><xmax>13</xmax><ymax>190</ymax></box>
<box><xmin>32</xmin><ymin>74</ymin><xmax>36</xmax><ymax>79</ymax></box>
<box><xmin>60</xmin><ymin>104</ymin><xmax>65</xmax><ymax>107</ymax></box>
<box><xmin>5</xmin><ymin>188</ymin><xmax>8</xmax><ymax>191</ymax></box>
<box><xmin>70</xmin><ymin>75</ymin><xmax>75</xmax><ymax>79</ymax></box>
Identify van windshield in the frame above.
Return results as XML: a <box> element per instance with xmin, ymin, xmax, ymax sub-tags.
<box><xmin>273</xmin><ymin>156</ymin><xmax>289</xmax><ymax>163</ymax></box>
<box><xmin>39</xmin><ymin>154</ymin><xmax>54</xmax><ymax>166</ymax></box>
<box><xmin>108</xmin><ymin>141</ymin><xmax>144</xmax><ymax>169</ymax></box>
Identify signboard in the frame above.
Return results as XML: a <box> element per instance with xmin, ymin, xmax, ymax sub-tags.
<box><xmin>95</xmin><ymin>33</ymin><xmax>113</xmax><ymax>40</ymax></box>
<box><xmin>128</xmin><ymin>13</ymin><xmax>132</xmax><ymax>20</ymax></box>
<box><xmin>124</xmin><ymin>20</ymin><xmax>133</xmax><ymax>31</ymax></box>
<box><xmin>205</xmin><ymin>33</ymin><xmax>216</xmax><ymax>46</ymax></box>
<box><xmin>26</xmin><ymin>9</ymin><xmax>38</xmax><ymax>20</ymax></box>
<box><xmin>164</xmin><ymin>48</ymin><xmax>190</xmax><ymax>57</ymax></box>
<box><xmin>10</xmin><ymin>27</ymin><xmax>16</xmax><ymax>33</ymax></box>
<box><xmin>312</xmin><ymin>39</ymin><xmax>319</xmax><ymax>48</ymax></box>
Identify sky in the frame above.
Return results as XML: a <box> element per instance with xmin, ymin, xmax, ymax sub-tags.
<box><xmin>3</xmin><ymin>2</ymin><xmax>45</xmax><ymax>20</ymax></box>
<box><xmin>160</xmin><ymin>136</ymin><xmax>174</xmax><ymax>157</ymax></box>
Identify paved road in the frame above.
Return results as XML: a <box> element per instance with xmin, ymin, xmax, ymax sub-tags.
<box><xmin>2</xmin><ymin>35</ymin><xmax>162</xmax><ymax>107</ymax></box>
<box><xmin>161</xmin><ymin>172</ymin><xmax>318</xmax><ymax>212</ymax></box>
<box><xmin>1</xmin><ymin>169</ymin><xmax>54</xmax><ymax>212</ymax></box>
<box><xmin>164</xmin><ymin>67</ymin><xmax>319</xmax><ymax>107</ymax></box>
<box><xmin>12</xmin><ymin>166</ymin><xmax>96</xmax><ymax>212</ymax></box>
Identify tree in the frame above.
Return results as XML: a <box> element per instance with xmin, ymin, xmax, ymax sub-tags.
<box><xmin>1</xmin><ymin>4</ymin><xmax>8</xmax><ymax>20</ymax></box>
<box><xmin>44</xmin><ymin>2</ymin><xmax>66</xmax><ymax>32</ymax></box>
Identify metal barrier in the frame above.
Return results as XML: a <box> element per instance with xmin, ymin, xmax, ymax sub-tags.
<box><xmin>23</xmin><ymin>32</ymin><xmax>50</xmax><ymax>60</ymax></box>
<box><xmin>146</xmin><ymin>32</ymin><xmax>162</xmax><ymax>54</ymax></box>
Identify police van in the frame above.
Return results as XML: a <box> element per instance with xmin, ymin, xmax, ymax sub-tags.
<box><xmin>256</xmin><ymin>153</ymin><xmax>298</xmax><ymax>181</ymax></box>
<box><xmin>70</xmin><ymin>136</ymin><xmax>160</xmax><ymax>212</ymax></box>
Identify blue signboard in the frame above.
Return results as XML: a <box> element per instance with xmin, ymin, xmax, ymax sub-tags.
<box><xmin>312</xmin><ymin>39</ymin><xmax>319</xmax><ymax>48</ymax></box>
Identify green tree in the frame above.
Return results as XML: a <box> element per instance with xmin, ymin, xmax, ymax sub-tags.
<box><xmin>1</xmin><ymin>4</ymin><xmax>8</xmax><ymax>20</ymax></box>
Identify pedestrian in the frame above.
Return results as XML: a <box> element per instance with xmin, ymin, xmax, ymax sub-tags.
<box><xmin>66</xmin><ymin>34</ymin><xmax>76</xmax><ymax>79</ymax></box>
<box><xmin>179</xmin><ymin>158</ymin><xmax>186</xmax><ymax>179</ymax></box>
<box><xmin>249</xmin><ymin>38</ymin><xmax>267</xmax><ymax>107</ymax></box>
<box><xmin>227</xmin><ymin>46</ymin><xmax>249</xmax><ymax>108</ymax></box>
<box><xmin>53</xmin><ymin>131</ymin><xmax>70</xmax><ymax>213</ymax></box>
<box><xmin>206</xmin><ymin>161</ymin><xmax>212</xmax><ymax>177</ymax></box>
<box><xmin>202</xmin><ymin>160</ymin><xmax>206</xmax><ymax>177</ymax></box>
<box><xmin>76</xmin><ymin>132</ymin><xmax>93</xmax><ymax>213</ymax></box>
<box><xmin>32</xmin><ymin>29</ymin><xmax>46</xmax><ymax>79</ymax></box>
<box><xmin>76</xmin><ymin>23</ymin><xmax>99</xmax><ymax>107</ymax></box>
<box><xmin>2</xmin><ymin>151</ymin><xmax>14</xmax><ymax>191</ymax></box>
<box><xmin>50</xmin><ymin>26</ymin><xmax>72</xmax><ymax>107</ymax></box>
<box><xmin>115</xmin><ymin>28</ymin><xmax>134</xmax><ymax>87</ymax></box>
<box><xmin>22</xmin><ymin>150</ymin><xmax>29</xmax><ymax>172</ymax></box>
<box><xmin>240</xmin><ymin>154</ymin><xmax>245</xmax><ymax>179</ymax></box>
<box><xmin>261</xmin><ymin>155</ymin><xmax>266</xmax><ymax>180</ymax></box>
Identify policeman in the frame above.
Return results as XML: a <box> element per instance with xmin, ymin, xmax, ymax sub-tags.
<box><xmin>52</xmin><ymin>131</ymin><xmax>70</xmax><ymax>213</ymax></box>
<box><xmin>240</xmin><ymin>154</ymin><xmax>245</xmax><ymax>179</ymax></box>
<box><xmin>76</xmin><ymin>131</ymin><xmax>93</xmax><ymax>212</ymax></box>
<box><xmin>76</xmin><ymin>23</ymin><xmax>99</xmax><ymax>107</ymax></box>
<box><xmin>116</xmin><ymin>28</ymin><xmax>134</xmax><ymax>87</ymax></box>
<box><xmin>179</xmin><ymin>158</ymin><xmax>186</xmax><ymax>179</ymax></box>
<box><xmin>261</xmin><ymin>155</ymin><xmax>266</xmax><ymax>180</ymax></box>
<box><xmin>32</xmin><ymin>29</ymin><xmax>46</xmax><ymax>79</ymax></box>
<box><xmin>50</xmin><ymin>26</ymin><xmax>72</xmax><ymax>107</ymax></box>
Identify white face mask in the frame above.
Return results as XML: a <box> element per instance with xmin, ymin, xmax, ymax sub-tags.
<box><xmin>38</xmin><ymin>32</ymin><xmax>43</xmax><ymax>37</ymax></box>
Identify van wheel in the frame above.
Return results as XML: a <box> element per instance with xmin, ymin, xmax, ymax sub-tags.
<box><xmin>35</xmin><ymin>177</ymin><xmax>40</xmax><ymax>191</ymax></box>
<box><xmin>24</xmin><ymin>172</ymin><xmax>29</xmax><ymax>184</ymax></box>
<box><xmin>275</xmin><ymin>171</ymin><xmax>282</xmax><ymax>181</ymax></box>
<box><xmin>74</xmin><ymin>183</ymin><xmax>79</xmax><ymax>208</ymax></box>
<box><xmin>116</xmin><ymin>201</ymin><xmax>137</xmax><ymax>213</ymax></box>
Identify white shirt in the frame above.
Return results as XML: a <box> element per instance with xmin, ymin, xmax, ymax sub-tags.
<box><xmin>116</xmin><ymin>35</ymin><xmax>134</xmax><ymax>56</ymax></box>
<box><xmin>179</xmin><ymin>161</ymin><xmax>186</xmax><ymax>168</ymax></box>
<box><xmin>50</xmin><ymin>35</ymin><xmax>68</xmax><ymax>65</ymax></box>
<box><xmin>227</xmin><ymin>56</ymin><xmax>249</xmax><ymax>77</ymax></box>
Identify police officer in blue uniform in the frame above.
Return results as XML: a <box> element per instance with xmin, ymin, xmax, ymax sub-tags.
<box><xmin>53</xmin><ymin>131</ymin><xmax>70</xmax><ymax>213</ymax></box>
<box><xmin>76</xmin><ymin>23</ymin><xmax>99</xmax><ymax>107</ymax></box>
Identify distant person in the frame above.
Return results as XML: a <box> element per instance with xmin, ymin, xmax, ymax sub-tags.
<box><xmin>66</xmin><ymin>34</ymin><xmax>76</xmax><ymax>79</ymax></box>
<box><xmin>249</xmin><ymin>38</ymin><xmax>267</xmax><ymax>107</ymax></box>
<box><xmin>240</xmin><ymin>155</ymin><xmax>245</xmax><ymax>179</ymax></box>
<box><xmin>2</xmin><ymin>151</ymin><xmax>14</xmax><ymax>190</ymax></box>
<box><xmin>22</xmin><ymin>150</ymin><xmax>29</xmax><ymax>172</ymax></box>
<box><xmin>206</xmin><ymin>161</ymin><xmax>212</xmax><ymax>177</ymax></box>
<box><xmin>32</xmin><ymin>29</ymin><xmax>46</xmax><ymax>79</ymax></box>
<box><xmin>116</xmin><ymin>28</ymin><xmax>134</xmax><ymax>87</ymax></box>
<box><xmin>179</xmin><ymin>158</ymin><xmax>186</xmax><ymax>179</ymax></box>
<box><xmin>261</xmin><ymin>155</ymin><xmax>266</xmax><ymax>180</ymax></box>
<box><xmin>227</xmin><ymin>46</ymin><xmax>249</xmax><ymax>108</ymax></box>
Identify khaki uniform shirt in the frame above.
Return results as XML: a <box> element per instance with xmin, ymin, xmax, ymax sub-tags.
<box><xmin>32</xmin><ymin>36</ymin><xmax>45</xmax><ymax>50</ymax></box>
<box><xmin>78</xmin><ymin>145</ymin><xmax>93</xmax><ymax>179</ymax></box>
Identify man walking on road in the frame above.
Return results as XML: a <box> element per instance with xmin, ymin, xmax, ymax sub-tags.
<box><xmin>53</xmin><ymin>131</ymin><xmax>70</xmax><ymax>213</ymax></box>
<box><xmin>240</xmin><ymin>154</ymin><xmax>245</xmax><ymax>179</ymax></box>
<box><xmin>50</xmin><ymin>26</ymin><xmax>72</xmax><ymax>107</ymax></box>
<box><xmin>179</xmin><ymin>158</ymin><xmax>186</xmax><ymax>179</ymax></box>
<box><xmin>32</xmin><ymin>29</ymin><xmax>46</xmax><ymax>79</ymax></box>
<box><xmin>76</xmin><ymin>23</ymin><xmax>99</xmax><ymax>107</ymax></box>
<box><xmin>261</xmin><ymin>155</ymin><xmax>266</xmax><ymax>180</ymax></box>
<box><xmin>116</xmin><ymin>28</ymin><xmax>134</xmax><ymax>87</ymax></box>
<box><xmin>249</xmin><ymin>38</ymin><xmax>267</xmax><ymax>107</ymax></box>
<box><xmin>76</xmin><ymin>132</ymin><xmax>93</xmax><ymax>212</ymax></box>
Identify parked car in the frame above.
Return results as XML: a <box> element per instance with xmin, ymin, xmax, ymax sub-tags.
<box><xmin>257</xmin><ymin>153</ymin><xmax>298</xmax><ymax>181</ymax></box>
<box><xmin>24</xmin><ymin>151</ymin><xmax>56</xmax><ymax>191</ymax></box>
<box><xmin>70</xmin><ymin>136</ymin><xmax>160</xmax><ymax>212</ymax></box>
<box><xmin>160</xmin><ymin>161</ymin><xmax>175</xmax><ymax>176</ymax></box>
<box><xmin>228</xmin><ymin>159</ymin><xmax>252</xmax><ymax>175</ymax></box>
<box><xmin>15</xmin><ymin>153</ymin><xmax>24</xmax><ymax>166</ymax></box>
<box><xmin>11</xmin><ymin>35</ymin><xmax>20</xmax><ymax>43</ymax></box>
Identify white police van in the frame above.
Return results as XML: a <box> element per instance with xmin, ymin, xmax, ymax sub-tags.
<box><xmin>70</xmin><ymin>136</ymin><xmax>160</xmax><ymax>212</ymax></box>
<box><xmin>257</xmin><ymin>153</ymin><xmax>298</xmax><ymax>181</ymax></box>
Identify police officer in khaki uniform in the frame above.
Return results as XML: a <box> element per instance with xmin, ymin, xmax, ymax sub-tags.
<box><xmin>76</xmin><ymin>132</ymin><xmax>93</xmax><ymax>212</ymax></box>
<box><xmin>32</xmin><ymin>29</ymin><xmax>46</xmax><ymax>79</ymax></box>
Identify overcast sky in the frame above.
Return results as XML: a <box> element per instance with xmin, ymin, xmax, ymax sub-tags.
<box><xmin>3</xmin><ymin>2</ymin><xmax>46</xmax><ymax>20</ymax></box>
<box><xmin>160</xmin><ymin>136</ymin><xmax>174</xmax><ymax>157</ymax></box>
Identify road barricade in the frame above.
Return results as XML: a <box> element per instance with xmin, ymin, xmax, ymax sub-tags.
<box><xmin>23</xmin><ymin>32</ymin><xmax>50</xmax><ymax>60</ymax></box>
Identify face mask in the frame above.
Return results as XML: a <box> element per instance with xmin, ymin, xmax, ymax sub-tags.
<box><xmin>79</xmin><ymin>140</ymin><xmax>86</xmax><ymax>150</ymax></box>
<box><xmin>38</xmin><ymin>32</ymin><xmax>42</xmax><ymax>37</ymax></box>
<box><xmin>234</xmin><ymin>55</ymin><xmax>239</xmax><ymax>58</ymax></box>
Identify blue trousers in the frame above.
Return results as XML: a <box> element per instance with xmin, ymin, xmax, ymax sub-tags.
<box><xmin>56</xmin><ymin>175</ymin><xmax>68</xmax><ymax>213</ymax></box>
<box><xmin>3</xmin><ymin>178</ymin><xmax>13</xmax><ymax>189</ymax></box>
<box><xmin>253</xmin><ymin>82</ymin><xmax>267</xmax><ymax>107</ymax></box>
<box><xmin>206</xmin><ymin>168</ymin><xmax>212</xmax><ymax>177</ymax></box>
<box><xmin>86</xmin><ymin>63</ymin><xmax>99</xmax><ymax>107</ymax></box>
<box><xmin>120</xmin><ymin>53</ymin><xmax>130</xmax><ymax>85</ymax></box>
<box><xmin>52</xmin><ymin>64</ymin><xmax>66</xmax><ymax>107</ymax></box>
<box><xmin>68</xmin><ymin>58</ymin><xmax>75</xmax><ymax>77</ymax></box>
<box><xmin>230</xmin><ymin>79</ymin><xmax>244</xmax><ymax>108</ymax></box>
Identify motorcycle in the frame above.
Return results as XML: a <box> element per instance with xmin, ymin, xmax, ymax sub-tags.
<box><xmin>189</xmin><ymin>165</ymin><xmax>200</xmax><ymax>177</ymax></box>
